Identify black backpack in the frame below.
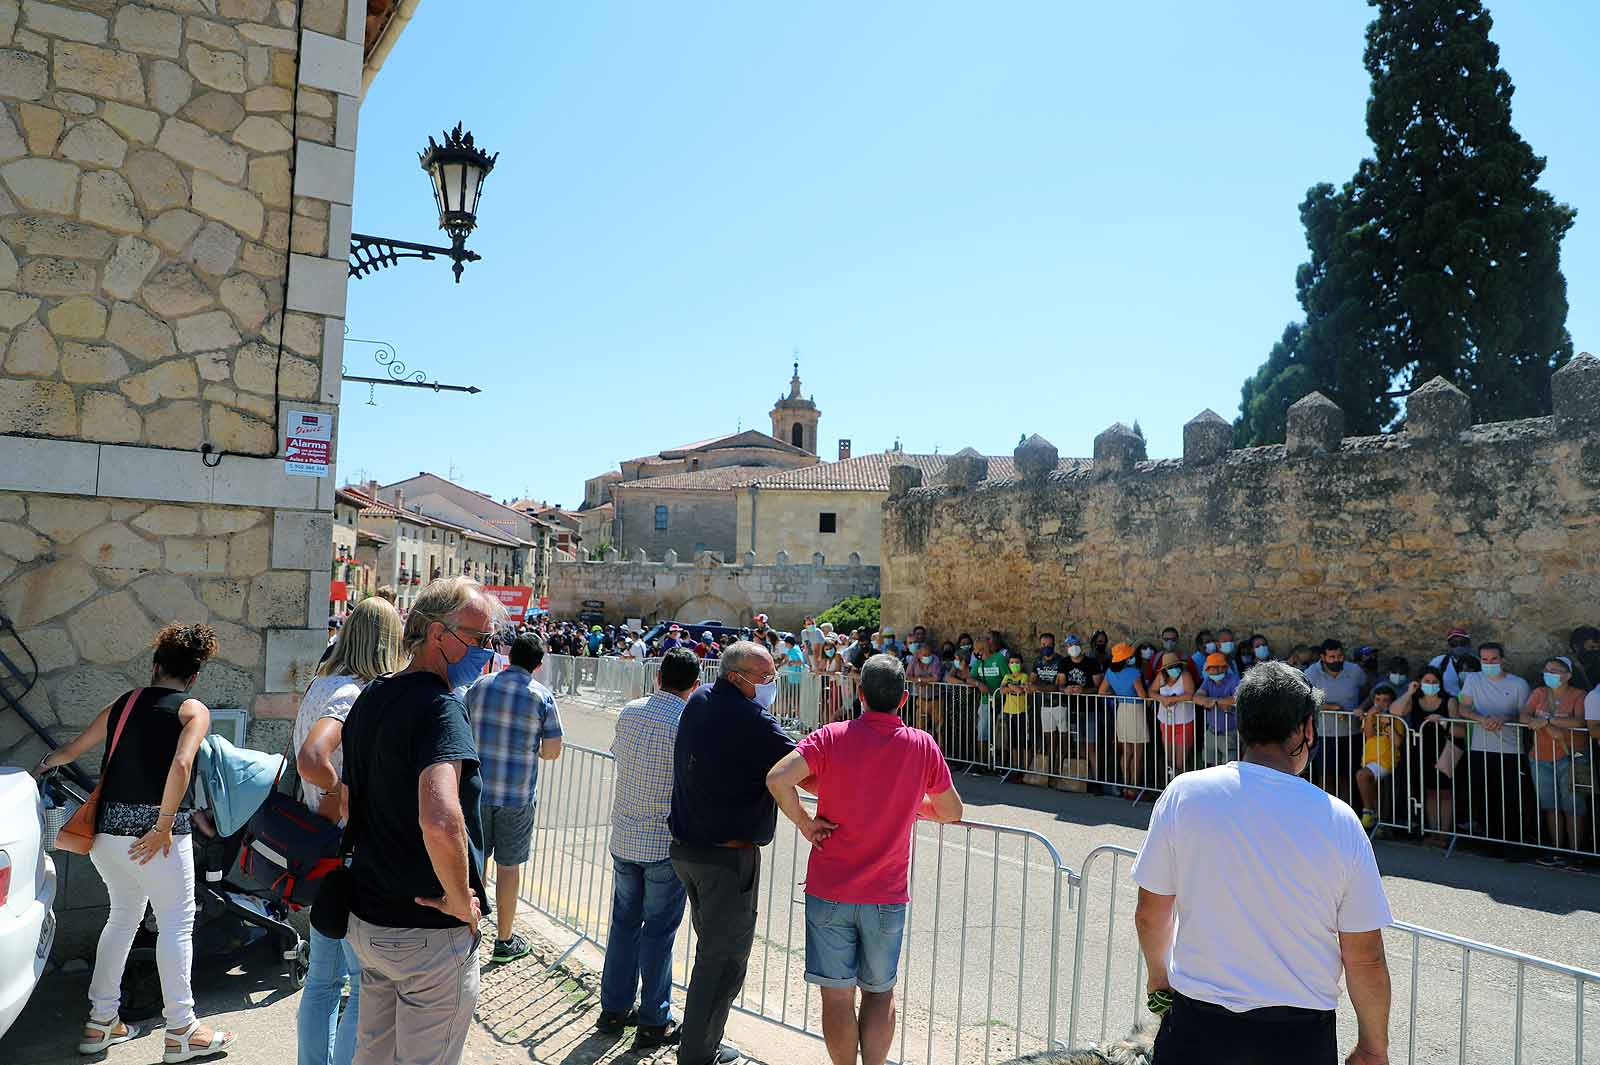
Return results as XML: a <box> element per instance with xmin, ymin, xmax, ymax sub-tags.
<box><xmin>233</xmin><ymin>753</ymin><xmax>344</xmax><ymax>909</ymax></box>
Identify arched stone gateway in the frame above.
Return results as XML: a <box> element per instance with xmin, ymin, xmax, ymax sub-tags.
<box><xmin>670</xmin><ymin>594</ymin><xmax>745</xmax><ymax>626</ymax></box>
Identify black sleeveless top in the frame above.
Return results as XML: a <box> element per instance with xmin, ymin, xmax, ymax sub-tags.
<box><xmin>97</xmin><ymin>687</ymin><xmax>194</xmax><ymax>836</ymax></box>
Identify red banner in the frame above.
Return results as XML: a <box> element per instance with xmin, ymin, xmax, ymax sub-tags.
<box><xmin>484</xmin><ymin>585</ymin><xmax>534</xmax><ymax>620</ymax></box>
<box><xmin>329</xmin><ymin>580</ymin><xmax>348</xmax><ymax>602</ymax></box>
<box><xmin>538</xmin><ymin>596</ymin><xmax>549</xmax><ymax>609</ymax></box>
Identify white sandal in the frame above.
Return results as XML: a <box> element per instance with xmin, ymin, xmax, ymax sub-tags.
<box><xmin>163</xmin><ymin>1022</ymin><xmax>236</xmax><ymax>1063</ymax></box>
<box><xmin>78</xmin><ymin>1016</ymin><xmax>140</xmax><ymax>1054</ymax></box>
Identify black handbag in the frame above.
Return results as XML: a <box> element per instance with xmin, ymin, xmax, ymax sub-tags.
<box><xmin>235</xmin><ymin>753</ymin><xmax>344</xmax><ymax>909</ymax></box>
<box><xmin>310</xmin><ymin>758</ymin><xmax>361</xmax><ymax>940</ymax></box>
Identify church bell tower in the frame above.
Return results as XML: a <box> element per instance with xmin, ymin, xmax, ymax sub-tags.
<box><xmin>770</xmin><ymin>360</ymin><xmax>820</xmax><ymax>455</ymax></box>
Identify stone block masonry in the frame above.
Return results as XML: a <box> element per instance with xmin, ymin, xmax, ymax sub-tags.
<box><xmin>882</xmin><ymin>363</ymin><xmax>1600</xmax><ymax>665</ymax></box>
<box><xmin>1</xmin><ymin>0</ymin><xmax>376</xmax><ymax>770</ymax></box>
<box><xmin>547</xmin><ymin>554</ymin><xmax>880</xmax><ymax>632</ymax></box>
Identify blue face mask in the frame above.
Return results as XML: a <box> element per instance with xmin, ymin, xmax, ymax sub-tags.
<box><xmin>1162</xmin><ymin>639</ymin><xmax>1177</xmax><ymax>651</ymax></box>
<box><xmin>1204</xmin><ymin>642</ymin><xmax>1217</xmax><ymax>653</ymax></box>
<box><xmin>1482</xmin><ymin>662</ymin><xmax>1502</xmax><ymax>677</ymax></box>
<box><xmin>1206</xmin><ymin>672</ymin><xmax>1226</xmax><ymax>683</ymax></box>
<box><xmin>1255</xmin><ymin>646</ymin><xmax>1270</xmax><ymax>660</ymax></box>
<box><xmin>752</xmin><ymin>680</ymin><xmax>778</xmax><ymax>709</ymax></box>
<box><xmin>1388</xmin><ymin>673</ymin><xmax>1407</xmax><ymax>687</ymax></box>
<box><xmin>1543</xmin><ymin>672</ymin><xmax>1564</xmax><ymax>689</ymax></box>
<box><xmin>1165</xmin><ymin>666</ymin><xmax>1182</xmax><ymax>679</ymax></box>
<box><xmin>1219</xmin><ymin>641</ymin><xmax>1235</xmax><ymax>654</ymax></box>
<box><xmin>1420</xmin><ymin>682</ymin><xmax>1441</xmax><ymax>696</ymax></box>
<box><xmin>447</xmin><ymin>645</ymin><xmax>493</xmax><ymax>689</ymax></box>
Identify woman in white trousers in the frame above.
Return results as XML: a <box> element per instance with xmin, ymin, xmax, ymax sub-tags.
<box><xmin>36</xmin><ymin>623</ymin><xmax>237</xmax><ymax>1063</ymax></box>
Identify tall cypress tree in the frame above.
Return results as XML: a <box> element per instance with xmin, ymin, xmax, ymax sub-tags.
<box><xmin>1235</xmin><ymin>0</ymin><xmax>1575</xmax><ymax>446</ymax></box>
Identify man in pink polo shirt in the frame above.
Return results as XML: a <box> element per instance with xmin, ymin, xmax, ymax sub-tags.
<box><xmin>767</xmin><ymin>654</ymin><xmax>963</xmax><ymax>1065</ymax></box>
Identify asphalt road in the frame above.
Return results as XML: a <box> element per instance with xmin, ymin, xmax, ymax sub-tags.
<box><xmin>535</xmin><ymin>693</ymin><xmax>1600</xmax><ymax>1065</ymax></box>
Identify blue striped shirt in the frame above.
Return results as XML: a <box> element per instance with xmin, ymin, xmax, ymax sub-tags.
<box><xmin>464</xmin><ymin>666</ymin><xmax>563</xmax><ymax>808</ymax></box>
<box><xmin>609</xmin><ymin>690</ymin><xmax>686</xmax><ymax>863</ymax></box>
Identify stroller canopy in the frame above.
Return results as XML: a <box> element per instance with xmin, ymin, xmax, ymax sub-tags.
<box><xmin>194</xmin><ymin>734</ymin><xmax>283</xmax><ymax>838</ymax></box>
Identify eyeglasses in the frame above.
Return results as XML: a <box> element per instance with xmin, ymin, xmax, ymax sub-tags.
<box><xmin>445</xmin><ymin>624</ymin><xmax>496</xmax><ymax>649</ymax></box>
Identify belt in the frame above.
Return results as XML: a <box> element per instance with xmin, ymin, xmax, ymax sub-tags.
<box><xmin>718</xmin><ymin>840</ymin><xmax>755</xmax><ymax>849</ymax></box>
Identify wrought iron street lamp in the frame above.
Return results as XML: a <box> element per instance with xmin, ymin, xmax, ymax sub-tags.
<box><xmin>349</xmin><ymin>123</ymin><xmax>499</xmax><ymax>283</ymax></box>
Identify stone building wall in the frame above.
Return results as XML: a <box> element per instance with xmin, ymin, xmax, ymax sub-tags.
<box><xmin>546</xmin><ymin>554</ymin><xmax>880</xmax><ymax>632</ymax></box>
<box><xmin>880</xmin><ymin>364</ymin><xmax>1600</xmax><ymax>665</ymax></box>
<box><xmin>737</xmin><ymin>487</ymin><xmax>886</xmax><ymax>566</ymax></box>
<box><xmin>1</xmin><ymin>0</ymin><xmax>375</xmax><ymax>776</ymax></box>
<box><xmin>614</xmin><ymin>486</ymin><xmax>740</xmax><ymax>562</ymax></box>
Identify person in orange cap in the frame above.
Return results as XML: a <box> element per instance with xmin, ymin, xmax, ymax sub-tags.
<box><xmin>1100</xmin><ymin>642</ymin><xmax>1149</xmax><ymax>799</ymax></box>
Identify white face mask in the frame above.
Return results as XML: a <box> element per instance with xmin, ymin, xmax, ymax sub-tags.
<box><xmin>751</xmin><ymin>680</ymin><xmax>778</xmax><ymax>709</ymax></box>
<box><xmin>1068</xmin><ymin>646</ymin><xmax>1082</xmax><ymax>658</ymax></box>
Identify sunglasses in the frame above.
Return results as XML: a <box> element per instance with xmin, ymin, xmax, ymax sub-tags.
<box><xmin>446</xmin><ymin>625</ymin><xmax>496</xmax><ymax>649</ymax></box>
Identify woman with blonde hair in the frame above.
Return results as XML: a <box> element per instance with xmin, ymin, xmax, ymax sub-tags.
<box><xmin>34</xmin><ymin>623</ymin><xmax>237</xmax><ymax>1062</ymax></box>
<box><xmin>294</xmin><ymin>595</ymin><xmax>404</xmax><ymax>1065</ymax></box>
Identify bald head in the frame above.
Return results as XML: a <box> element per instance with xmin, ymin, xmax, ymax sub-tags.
<box><xmin>721</xmin><ymin>639</ymin><xmax>775</xmax><ymax>679</ymax></box>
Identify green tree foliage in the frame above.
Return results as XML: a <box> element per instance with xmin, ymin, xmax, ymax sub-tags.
<box><xmin>1236</xmin><ymin>0</ymin><xmax>1575</xmax><ymax>446</ymax></box>
<box><xmin>817</xmin><ymin>595</ymin><xmax>880</xmax><ymax>636</ymax></box>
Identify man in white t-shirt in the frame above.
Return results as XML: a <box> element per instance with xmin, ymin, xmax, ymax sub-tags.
<box><xmin>1132</xmin><ymin>661</ymin><xmax>1392</xmax><ymax>1065</ymax></box>
<box><xmin>621</xmin><ymin>627</ymin><xmax>647</xmax><ymax>662</ymax></box>
<box><xmin>1457</xmin><ymin>641</ymin><xmax>1532</xmax><ymax>853</ymax></box>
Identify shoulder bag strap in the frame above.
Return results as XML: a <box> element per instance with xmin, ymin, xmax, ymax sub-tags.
<box><xmin>102</xmin><ymin>687</ymin><xmax>142</xmax><ymax>776</ymax></box>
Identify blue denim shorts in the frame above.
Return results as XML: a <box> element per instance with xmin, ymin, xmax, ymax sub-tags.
<box><xmin>804</xmin><ymin>895</ymin><xmax>906</xmax><ymax>993</ymax></box>
<box><xmin>1528</xmin><ymin>757</ymin><xmax>1578</xmax><ymax>815</ymax></box>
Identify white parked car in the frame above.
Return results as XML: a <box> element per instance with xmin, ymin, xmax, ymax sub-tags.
<box><xmin>0</xmin><ymin>767</ymin><xmax>56</xmax><ymax>1039</ymax></box>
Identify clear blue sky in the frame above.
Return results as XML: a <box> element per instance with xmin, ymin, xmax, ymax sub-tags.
<box><xmin>340</xmin><ymin>1</ymin><xmax>1599</xmax><ymax>508</ymax></box>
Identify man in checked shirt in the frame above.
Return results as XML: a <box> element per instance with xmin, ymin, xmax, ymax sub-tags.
<box><xmin>463</xmin><ymin>631</ymin><xmax>565</xmax><ymax>964</ymax></box>
<box><xmin>597</xmin><ymin>647</ymin><xmax>702</xmax><ymax>1050</ymax></box>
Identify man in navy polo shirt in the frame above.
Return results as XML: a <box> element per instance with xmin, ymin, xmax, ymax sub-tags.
<box><xmin>669</xmin><ymin>641</ymin><xmax>800</xmax><ymax>1065</ymax></box>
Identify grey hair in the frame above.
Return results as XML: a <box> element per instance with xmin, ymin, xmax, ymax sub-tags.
<box><xmin>400</xmin><ymin>576</ymin><xmax>502</xmax><ymax>653</ymax></box>
<box><xmin>860</xmin><ymin>653</ymin><xmax>906</xmax><ymax>713</ymax></box>
<box><xmin>720</xmin><ymin>639</ymin><xmax>771</xmax><ymax>677</ymax></box>
<box><xmin>1236</xmin><ymin>660</ymin><xmax>1321</xmax><ymax>747</ymax></box>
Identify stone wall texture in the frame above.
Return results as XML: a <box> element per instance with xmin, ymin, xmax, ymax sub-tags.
<box><xmin>1</xmin><ymin>0</ymin><xmax>369</xmax><ymax>776</ymax></box>
<box><xmin>0</xmin><ymin>0</ymin><xmax>352</xmax><ymax>450</ymax></box>
<box><xmin>0</xmin><ymin>489</ymin><xmax>325</xmax><ymax>764</ymax></box>
<box><xmin>614</xmin><ymin>487</ymin><xmax>741</xmax><ymax>562</ymax></box>
<box><xmin>882</xmin><ymin>384</ymin><xmax>1600</xmax><ymax>665</ymax></box>
<box><xmin>547</xmin><ymin>556</ymin><xmax>880</xmax><ymax>631</ymax></box>
<box><xmin>737</xmin><ymin>488</ymin><xmax>886</xmax><ymax>566</ymax></box>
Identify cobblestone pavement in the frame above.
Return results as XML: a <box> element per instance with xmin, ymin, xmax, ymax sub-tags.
<box><xmin>3</xmin><ymin>907</ymin><xmax>820</xmax><ymax>1065</ymax></box>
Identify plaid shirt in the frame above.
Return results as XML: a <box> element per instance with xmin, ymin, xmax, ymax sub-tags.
<box><xmin>609</xmin><ymin>690</ymin><xmax>685</xmax><ymax>863</ymax></box>
<box><xmin>465</xmin><ymin>665</ymin><xmax>563</xmax><ymax>808</ymax></box>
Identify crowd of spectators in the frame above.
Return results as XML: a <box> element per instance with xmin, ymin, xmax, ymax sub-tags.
<box><xmin>527</xmin><ymin>612</ymin><xmax>1600</xmax><ymax>865</ymax></box>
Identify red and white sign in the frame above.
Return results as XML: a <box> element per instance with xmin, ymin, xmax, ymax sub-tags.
<box><xmin>484</xmin><ymin>585</ymin><xmax>534</xmax><ymax>620</ymax></box>
<box><xmin>538</xmin><ymin>596</ymin><xmax>549</xmax><ymax>610</ymax></box>
<box><xmin>284</xmin><ymin>410</ymin><xmax>333</xmax><ymax>476</ymax></box>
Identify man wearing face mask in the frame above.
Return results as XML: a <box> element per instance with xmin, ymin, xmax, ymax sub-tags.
<box><xmin>340</xmin><ymin>577</ymin><xmax>502</xmax><ymax>1065</ymax></box>
<box><xmin>1457</xmin><ymin>641</ymin><xmax>1532</xmax><ymax>856</ymax></box>
<box><xmin>669</xmin><ymin>641</ymin><xmax>801</xmax><ymax>1065</ymax></box>
<box><xmin>1133</xmin><ymin>662</ymin><xmax>1393</xmax><ymax>1065</ymax></box>
<box><xmin>1302</xmin><ymin>639</ymin><xmax>1368</xmax><ymax>805</ymax></box>
<box><xmin>1426</xmin><ymin>627</ymin><xmax>1478</xmax><ymax>698</ymax></box>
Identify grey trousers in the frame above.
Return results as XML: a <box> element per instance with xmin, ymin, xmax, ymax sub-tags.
<box><xmin>670</xmin><ymin>844</ymin><xmax>761</xmax><ymax>1065</ymax></box>
<box><xmin>348</xmin><ymin>915</ymin><xmax>481</xmax><ymax>1065</ymax></box>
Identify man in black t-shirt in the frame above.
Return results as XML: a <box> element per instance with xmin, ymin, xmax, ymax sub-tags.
<box><xmin>341</xmin><ymin>577</ymin><xmax>498</xmax><ymax>1065</ymax></box>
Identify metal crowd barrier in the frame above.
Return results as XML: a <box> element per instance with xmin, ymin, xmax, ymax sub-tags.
<box><xmin>537</xmin><ymin>656</ymin><xmax>1596</xmax><ymax>863</ymax></box>
<box><xmin>516</xmin><ymin>747</ymin><xmax>1600</xmax><ymax>1064</ymax></box>
<box><xmin>518</xmin><ymin>743</ymin><xmax>1069</xmax><ymax>1064</ymax></box>
<box><xmin>1068</xmin><ymin>843</ymin><xmax>1600</xmax><ymax>1065</ymax></box>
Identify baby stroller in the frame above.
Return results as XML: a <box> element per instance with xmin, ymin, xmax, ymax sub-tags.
<box><xmin>50</xmin><ymin>734</ymin><xmax>311</xmax><ymax>1021</ymax></box>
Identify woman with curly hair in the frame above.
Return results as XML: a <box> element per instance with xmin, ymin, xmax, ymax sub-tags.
<box><xmin>34</xmin><ymin>622</ymin><xmax>238</xmax><ymax>1062</ymax></box>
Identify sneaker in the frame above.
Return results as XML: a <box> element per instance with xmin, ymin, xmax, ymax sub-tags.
<box><xmin>595</xmin><ymin>1008</ymin><xmax>636</xmax><ymax>1032</ymax></box>
<box><xmin>1536</xmin><ymin>853</ymin><xmax>1561</xmax><ymax>867</ymax></box>
<box><xmin>710</xmin><ymin>1046</ymin><xmax>742</xmax><ymax>1064</ymax></box>
<box><xmin>1360</xmin><ymin>811</ymin><xmax>1378</xmax><ymax>836</ymax></box>
<box><xmin>633</xmin><ymin>1018</ymin><xmax>682</xmax><ymax>1048</ymax></box>
<box><xmin>491</xmin><ymin>933</ymin><xmax>532</xmax><ymax>965</ymax></box>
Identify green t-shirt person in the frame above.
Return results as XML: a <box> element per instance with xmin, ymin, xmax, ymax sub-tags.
<box><xmin>971</xmin><ymin>650</ymin><xmax>1010</xmax><ymax>697</ymax></box>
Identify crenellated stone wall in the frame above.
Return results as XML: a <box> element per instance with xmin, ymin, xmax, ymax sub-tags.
<box><xmin>547</xmin><ymin>551</ymin><xmax>880</xmax><ymax>631</ymax></box>
<box><xmin>881</xmin><ymin>360</ymin><xmax>1600</xmax><ymax>665</ymax></box>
